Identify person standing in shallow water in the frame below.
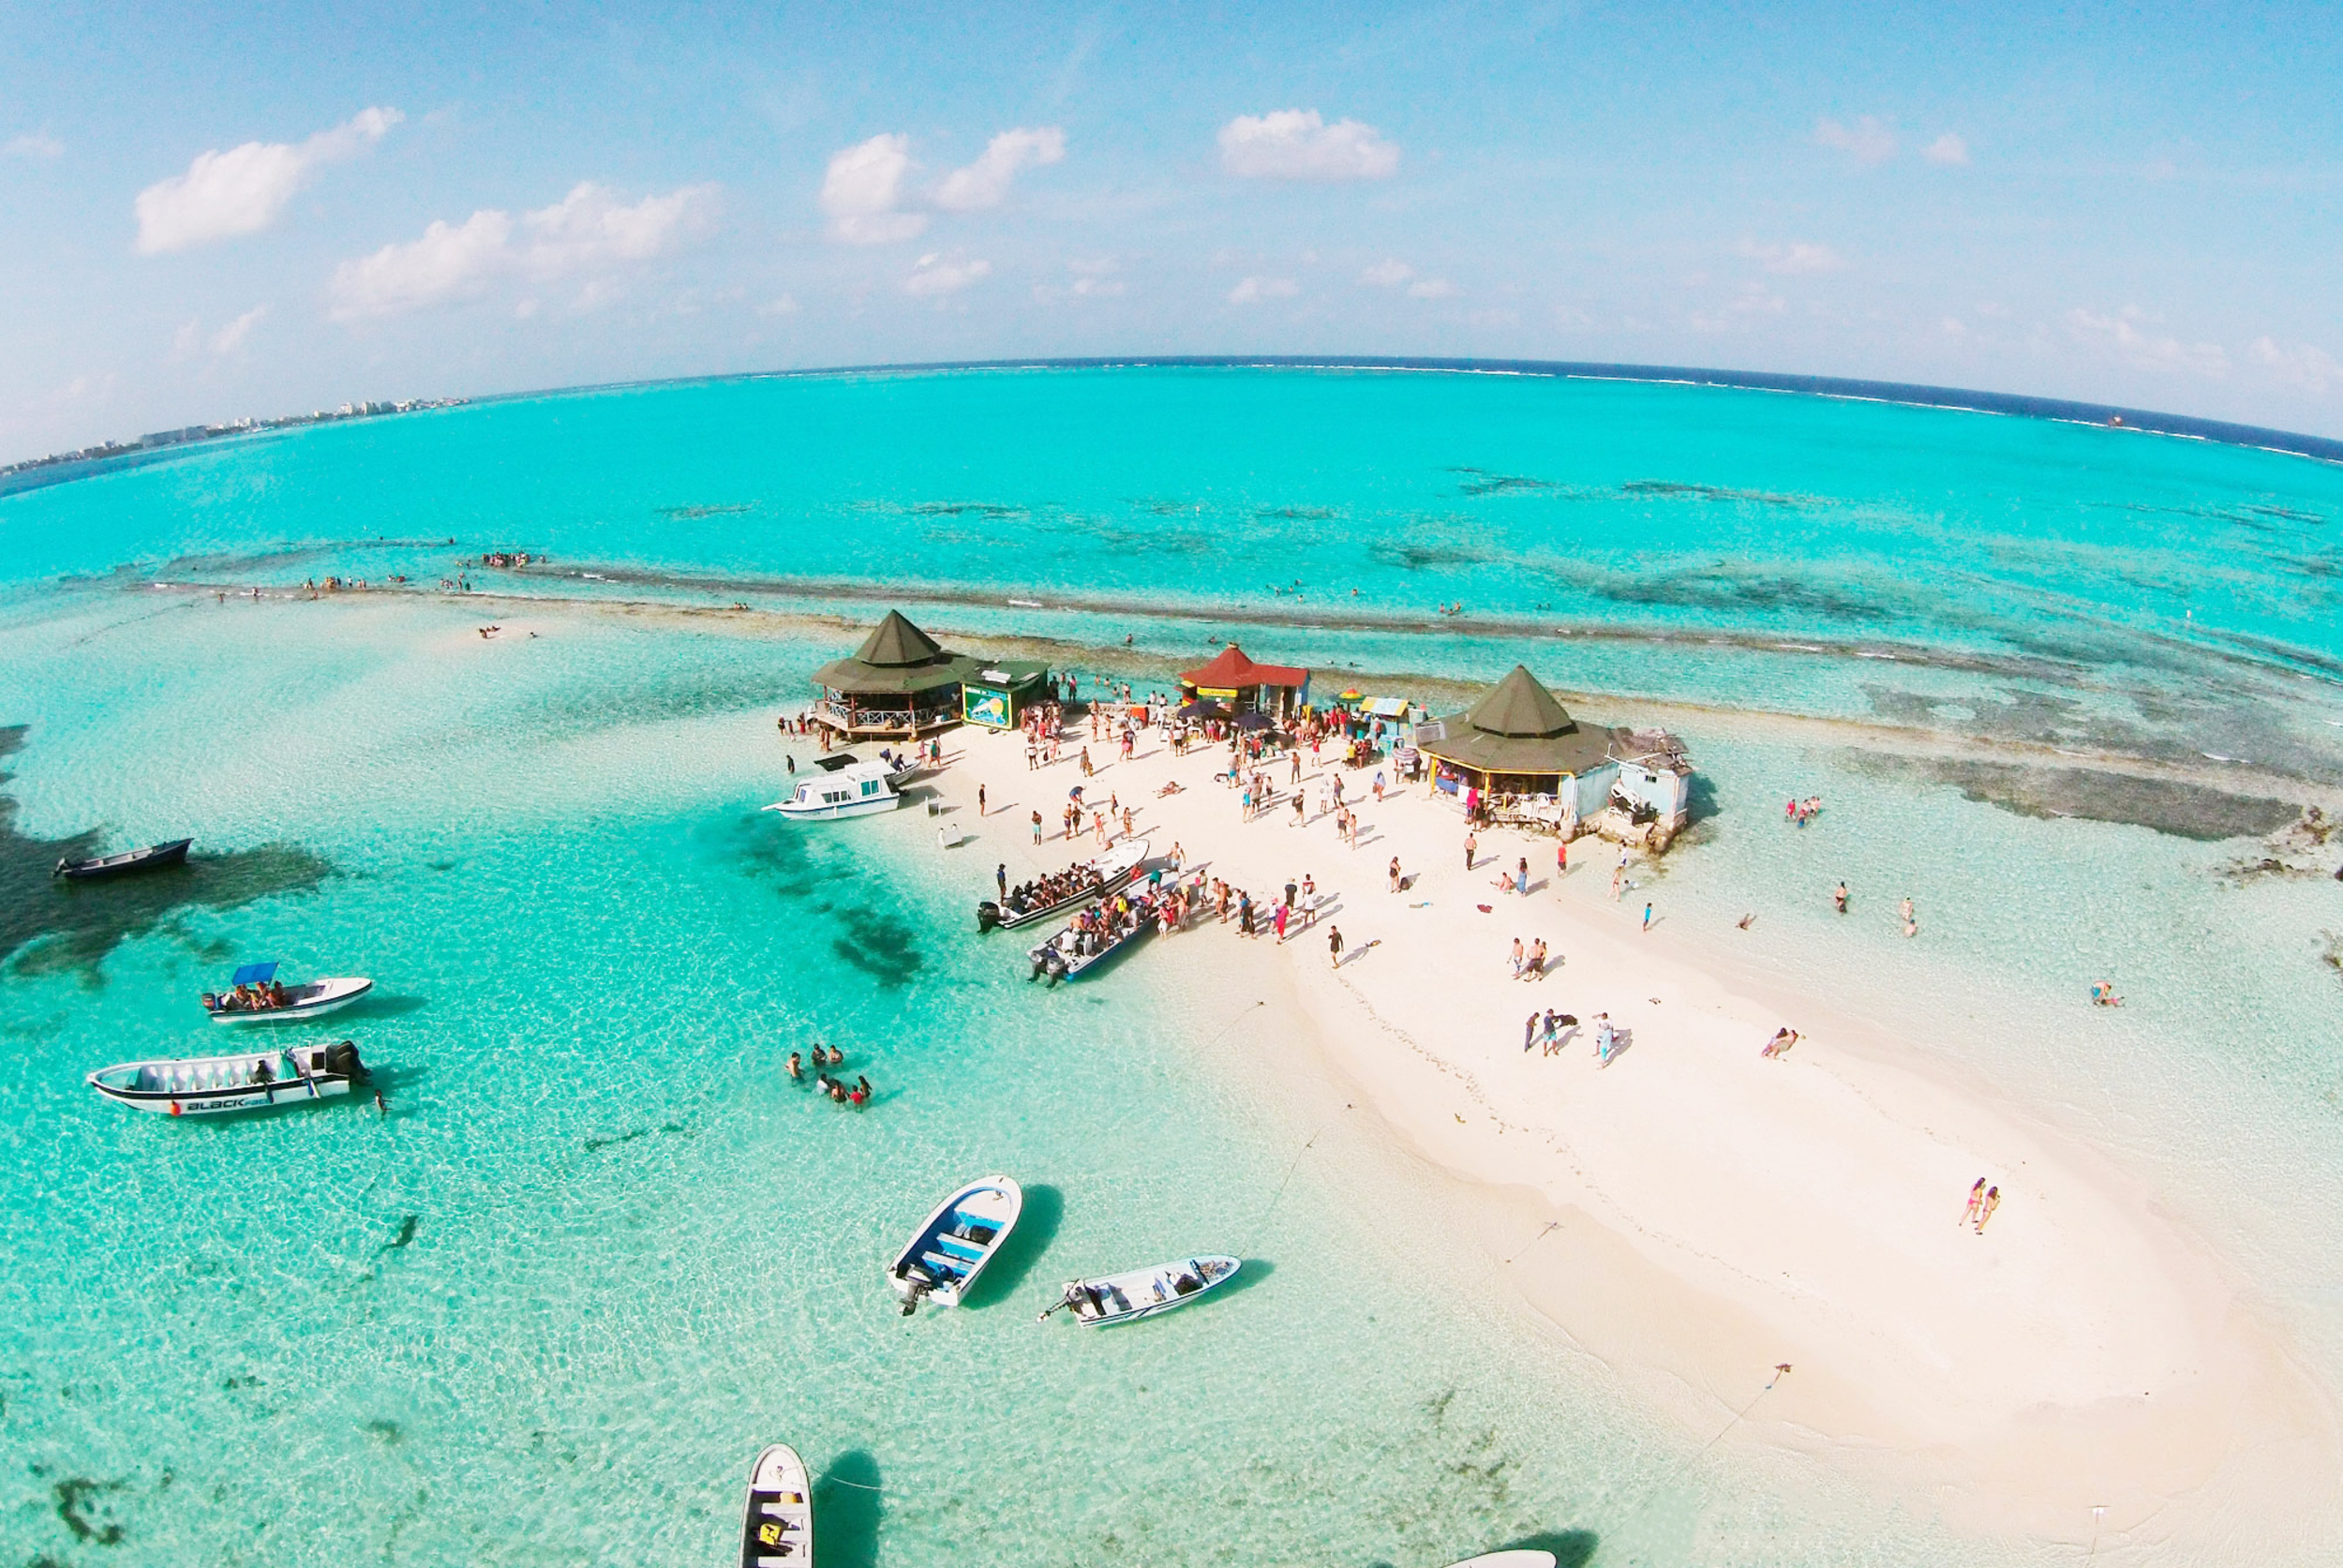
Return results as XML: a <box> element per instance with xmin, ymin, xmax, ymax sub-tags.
<box><xmin>1833</xmin><ymin>880</ymin><xmax>1850</xmax><ymax>914</ymax></box>
<box><xmin>996</xmin><ymin>864</ymin><xmax>1007</xmax><ymax>901</ymax></box>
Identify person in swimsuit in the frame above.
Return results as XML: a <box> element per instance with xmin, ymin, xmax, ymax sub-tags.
<box><xmin>1961</xmin><ymin>1177</ymin><xmax>1986</xmax><ymax>1225</ymax></box>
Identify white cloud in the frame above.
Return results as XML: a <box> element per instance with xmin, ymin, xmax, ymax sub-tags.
<box><xmin>935</xmin><ymin>127</ymin><xmax>1066</xmax><ymax>212</ymax></box>
<box><xmin>1407</xmin><ymin>277</ymin><xmax>1457</xmax><ymax>299</ymax></box>
<box><xmin>134</xmin><ymin>107</ymin><xmax>400</xmax><ymax>253</ymax></box>
<box><xmin>904</xmin><ymin>252</ymin><xmax>991</xmax><ymax>297</ymax></box>
<box><xmin>1359</xmin><ymin>259</ymin><xmax>1414</xmax><ymax>287</ymax></box>
<box><xmin>2253</xmin><ymin>336</ymin><xmax>2339</xmax><ymax>394</ymax></box>
<box><xmin>1228</xmin><ymin>276</ymin><xmax>1299</xmax><ymax>304</ymax></box>
<box><xmin>1219</xmin><ymin>110</ymin><xmax>1397</xmax><ymax>181</ymax></box>
<box><xmin>757</xmin><ymin>294</ymin><xmax>800</xmax><ymax>318</ymax></box>
<box><xmin>328</xmin><ymin>182</ymin><xmax>715</xmax><ymax>319</ymax></box>
<box><xmin>2066</xmin><ymin>306</ymin><xmax>2228</xmax><ymax>378</ymax></box>
<box><xmin>821</xmin><ymin>133</ymin><xmax>925</xmax><ymax>244</ymax></box>
<box><xmin>210</xmin><ymin>306</ymin><xmax>267</xmax><ymax>352</ymax></box>
<box><xmin>4</xmin><ymin>132</ymin><xmax>63</xmax><ymax>159</ymax></box>
<box><xmin>1923</xmin><ymin>133</ymin><xmax>1970</xmax><ymax>167</ymax></box>
<box><xmin>1736</xmin><ymin>239</ymin><xmax>1846</xmax><ymax>275</ymax></box>
<box><xmin>1813</xmin><ymin>114</ymin><xmax>1896</xmax><ymax>167</ymax></box>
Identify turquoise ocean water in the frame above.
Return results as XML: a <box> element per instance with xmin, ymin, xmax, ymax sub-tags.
<box><xmin>4</xmin><ymin>367</ymin><xmax>2343</xmax><ymax>1565</ymax></box>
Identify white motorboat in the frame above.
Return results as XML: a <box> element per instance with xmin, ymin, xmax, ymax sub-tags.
<box><xmin>1025</xmin><ymin>889</ymin><xmax>1162</xmax><ymax>983</ymax></box>
<box><xmin>1442</xmin><ymin>1554</ymin><xmax>1558</xmax><ymax>1568</ymax></box>
<box><xmin>203</xmin><ymin>962</ymin><xmax>374</xmax><ymax>1024</ymax></box>
<box><xmin>1039</xmin><ymin>1254</ymin><xmax>1240</xmax><ymax>1325</ymax></box>
<box><xmin>87</xmin><ymin>1039</ymin><xmax>368</xmax><ymax>1116</ymax></box>
<box><xmin>739</xmin><ymin>1443</ymin><xmax>813</xmax><ymax>1566</ymax></box>
<box><xmin>888</xmin><ymin>1175</ymin><xmax>1024</xmax><ymax>1313</ymax></box>
<box><xmin>764</xmin><ymin>759</ymin><xmax>903</xmax><ymax>820</ymax></box>
<box><xmin>977</xmin><ymin>837</ymin><xmax>1150</xmax><ymax>933</ymax></box>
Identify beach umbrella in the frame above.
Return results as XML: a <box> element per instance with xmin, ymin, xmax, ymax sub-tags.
<box><xmin>1337</xmin><ymin>688</ymin><xmax>1364</xmax><ymax>702</ymax></box>
<box><xmin>1232</xmin><ymin>709</ymin><xmax>1276</xmax><ymax>731</ymax></box>
<box><xmin>1176</xmin><ymin>699</ymin><xmax>1230</xmax><ymax>721</ymax></box>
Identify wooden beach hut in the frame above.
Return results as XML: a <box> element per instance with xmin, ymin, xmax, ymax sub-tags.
<box><xmin>1419</xmin><ymin>665</ymin><xmax>1620</xmax><ymax>833</ymax></box>
<box><xmin>809</xmin><ymin>610</ymin><xmax>982</xmax><ymax>739</ymax></box>
<box><xmin>1178</xmin><ymin>644</ymin><xmax>1310</xmax><ymax>720</ymax></box>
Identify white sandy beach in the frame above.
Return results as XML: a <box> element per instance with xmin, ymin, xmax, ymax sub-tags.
<box><xmin>913</xmin><ymin>708</ymin><xmax>2339</xmax><ymax>1554</ymax></box>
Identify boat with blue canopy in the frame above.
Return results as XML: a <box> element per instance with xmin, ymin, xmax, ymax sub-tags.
<box><xmin>202</xmin><ymin>961</ymin><xmax>375</xmax><ymax>1024</ymax></box>
<box><xmin>888</xmin><ymin>1175</ymin><xmax>1024</xmax><ymax>1313</ymax></box>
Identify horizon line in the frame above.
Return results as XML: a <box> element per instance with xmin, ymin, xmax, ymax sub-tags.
<box><xmin>10</xmin><ymin>354</ymin><xmax>2341</xmax><ymax>493</ymax></box>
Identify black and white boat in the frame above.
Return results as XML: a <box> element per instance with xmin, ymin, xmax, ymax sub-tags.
<box><xmin>53</xmin><ymin>838</ymin><xmax>192</xmax><ymax>881</ymax></box>
<box><xmin>203</xmin><ymin>961</ymin><xmax>375</xmax><ymax>1024</ymax></box>
<box><xmin>87</xmin><ymin>1039</ymin><xmax>367</xmax><ymax>1116</ymax></box>
<box><xmin>1039</xmin><ymin>1254</ymin><xmax>1241</xmax><ymax>1325</ymax></box>
<box><xmin>739</xmin><ymin>1443</ymin><xmax>813</xmax><ymax>1566</ymax></box>
<box><xmin>1025</xmin><ymin>889</ymin><xmax>1162</xmax><ymax>984</ymax></box>
<box><xmin>977</xmin><ymin>837</ymin><xmax>1149</xmax><ymax>933</ymax></box>
<box><xmin>888</xmin><ymin>1175</ymin><xmax>1023</xmax><ymax>1313</ymax></box>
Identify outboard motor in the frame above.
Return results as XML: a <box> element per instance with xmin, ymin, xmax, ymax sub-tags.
<box><xmin>324</xmin><ymin>1039</ymin><xmax>367</xmax><ymax>1081</ymax></box>
<box><xmin>977</xmin><ymin>901</ymin><xmax>1001</xmax><ymax>933</ymax></box>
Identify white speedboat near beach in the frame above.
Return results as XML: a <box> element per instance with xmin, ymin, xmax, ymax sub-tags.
<box><xmin>765</xmin><ymin>758</ymin><xmax>904</xmax><ymax>820</ymax></box>
<box><xmin>978</xmin><ymin>837</ymin><xmax>1149</xmax><ymax>933</ymax></box>
<box><xmin>1026</xmin><ymin>889</ymin><xmax>1161</xmax><ymax>983</ymax></box>
<box><xmin>203</xmin><ymin>962</ymin><xmax>374</xmax><ymax>1024</ymax></box>
<box><xmin>739</xmin><ymin>1443</ymin><xmax>813</xmax><ymax>1566</ymax></box>
<box><xmin>888</xmin><ymin>1174</ymin><xmax>1023</xmax><ymax>1312</ymax></box>
<box><xmin>1442</xmin><ymin>1553</ymin><xmax>1558</xmax><ymax>1568</ymax></box>
<box><xmin>87</xmin><ymin>1039</ymin><xmax>368</xmax><ymax>1116</ymax></box>
<box><xmin>1040</xmin><ymin>1254</ymin><xmax>1240</xmax><ymax>1325</ymax></box>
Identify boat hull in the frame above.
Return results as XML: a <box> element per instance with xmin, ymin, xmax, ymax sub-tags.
<box><xmin>979</xmin><ymin>839</ymin><xmax>1150</xmax><ymax>933</ymax></box>
<box><xmin>889</xmin><ymin>1175</ymin><xmax>1023</xmax><ymax>1309</ymax></box>
<box><xmin>88</xmin><ymin>1041</ymin><xmax>366</xmax><ymax>1116</ymax></box>
<box><xmin>207</xmin><ymin>977</ymin><xmax>374</xmax><ymax>1024</ymax></box>
<box><xmin>1052</xmin><ymin>1255</ymin><xmax>1241</xmax><ymax>1326</ymax></box>
<box><xmin>54</xmin><ymin>838</ymin><xmax>192</xmax><ymax>881</ymax></box>
<box><xmin>763</xmin><ymin>795</ymin><xmax>902</xmax><ymax>821</ymax></box>
<box><xmin>740</xmin><ymin>1443</ymin><xmax>813</xmax><ymax>1566</ymax></box>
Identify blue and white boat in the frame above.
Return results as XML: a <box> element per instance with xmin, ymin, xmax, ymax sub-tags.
<box><xmin>764</xmin><ymin>758</ymin><xmax>903</xmax><ymax>821</ymax></box>
<box><xmin>1025</xmin><ymin>889</ymin><xmax>1161</xmax><ymax>983</ymax></box>
<box><xmin>1040</xmin><ymin>1254</ymin><xmax>1241</xmax><ymax>1325</ymax></box>
<box><xmin>739</xmin><ymin>1442</ymin><xmax>813</xmax><ymax>1565</ymax></box>
<box><xmin>203</xmin><ymin>962</ymin><xmax>375</xmax><ymax>1024</ymax></box>
<box><xmin>888</xmin><ymin>1175</ymin><xmax>1024</xmax><ymax>1312</ymax></box>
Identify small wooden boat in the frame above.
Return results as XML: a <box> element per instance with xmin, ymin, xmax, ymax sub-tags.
<box><xmin>765</xmin><ymin>759</ymin><xmax>904</xmax><ymax>820</ymax></box>
<box><xmin>889</xmin><ymin>1175</ymin><xmax>1023</xmax><ymax>1313</ymax></box>
<box><xmin>739</xmin><ymin>1443</ymin><xmax>813</xmax><ymax>1566</ymax></box>
<box><xmin>53</xmin><ymin>838</ymin><xmax>192</xmax><ymax>881</ymax></box>
<box><xmin>1026</xmin><ymin>889</ymin><xmax>1161</xmax><ymax>983</ymax></box>
<box><xmin>203</xmin><ymin>962</ymin><xmax>374</xmax><ymax>1024</ymax></box>
<box><xmin>1039</xmin><ymin>1254</ymin><xmax>1240</xmax><ymax>1325</ymax></box>
<box><xmin>87</xmin><ymin>1039</ymin><xmax>367</xmax><ymax>1116</ymax></box>
<box><xmin>978</xmin><ymin>838</ymin><xmax>1149</xmax><ymax>933</ymax></box>
<box><xmin>1442</xmin><ymin>1553</ymin><xmax>1557</xmax><ymax>1568</ymax></box>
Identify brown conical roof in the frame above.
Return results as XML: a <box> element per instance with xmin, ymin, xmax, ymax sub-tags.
<box><xmin>1465</xmin><ymin>665</ymin><xmax>1575</xmax><ymax>738</ymax></box>
<box><xmin>854</xmin><ymin>610</ymin><xmax>947</xmax><ymax>667</ymax></box>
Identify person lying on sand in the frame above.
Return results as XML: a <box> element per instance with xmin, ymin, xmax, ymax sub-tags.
<box><xmin>1760</xmin><ymin>1026</ymin><xmax>1798</xmax><ymax>1058</ymax></box>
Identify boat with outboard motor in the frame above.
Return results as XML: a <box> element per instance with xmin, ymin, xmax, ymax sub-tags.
<box><xmin>888</xmin><ymin>1174</ymin><xmax>1024</xmax><ymax>1313</ymax></box>
<box><xmin>203</xmin><ymin>962</ymin><xmax>374</xmax><ymax>1023</ymax></box>
<box><xmin>739</xmin><ymin>1443</ymin><xmax>813</xmax><ymax>1566</ymax></box>
<box><xmin>765</xmin><ymin>757</ymin><xmax>904</xmax><ymax>820</ymax></box>
<box><xmin>53</xmin><ymin>837</ymin><xmax>192</xmax><ymax>881</ymax></box>
<box><xmin>978</xmin><ymin>837</ymin><xmax>1149</xmax><ymax>933</ymax></box>
<box><xmin>1441</xmin><ymin>1553</ymin><xmax>1558</xmax><ymax>1568</ymax></box>
<box><xmin>1039</xmin><ymin>1254</ymin><xmax>1241</xmax><ymax>1325</ymax></box>
<box><xmin>1026</xmin><ymin>889</ymin><xmax>1162</xmax><ymax>983</ymax></box>
<box><xmin>87</xmin><ymin>1038</ymin><xmax>368</xmax><ymax>1115</ymax></box>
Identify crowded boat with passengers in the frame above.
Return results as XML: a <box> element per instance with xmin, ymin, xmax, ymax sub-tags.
<box><xmin>202</xmin><ymin>961</ymin><xmax>375</xmax><ymax>1023</ymax></box>
<box><xmin>978</xmin><ymin>837</ymin><xmax>1148</xmax><ymax>932</ymax></box>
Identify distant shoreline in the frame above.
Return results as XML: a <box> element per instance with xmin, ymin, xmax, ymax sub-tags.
<box><xmin>7</xmin><ymin>356</ymin><xmax>2339</xmax><ymax>487</ymax></box>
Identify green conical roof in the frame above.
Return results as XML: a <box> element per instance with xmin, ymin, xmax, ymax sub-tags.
<box><xmin>1465</xmin><ymin>665</ymin><xmax>1574</xmax><ymax>738</ymax></box>
<box><xmin>854</xmin><ymin>610</ymin><xmax>947</xmax><ymax>667</ymax></box>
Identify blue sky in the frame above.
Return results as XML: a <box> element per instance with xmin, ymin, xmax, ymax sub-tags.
<box><xmin>4</xmin><ymin>1</ymin><xmax>2339</xmax><ymax>459</ymax></box>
